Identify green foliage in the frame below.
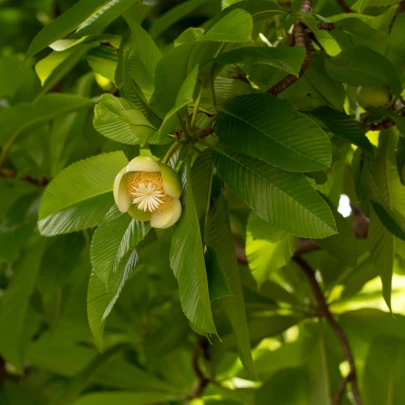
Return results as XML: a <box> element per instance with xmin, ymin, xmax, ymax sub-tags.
<box><xmin>2</xmin><ymin>0</ymin><xmax>405</xmax><ymax>404</ymax></box>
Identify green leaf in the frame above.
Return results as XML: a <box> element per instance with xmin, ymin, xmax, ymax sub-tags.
<box><xmin>169</xmin><ymin>159</ymin><xmax>217</xmax><ymax>336</ymax></box>
<box><xmin>149</xmin><ymin>0</ymin><xmax>209</xmax><ymax>39</ymax></box>
<box><xmin>73</xmin><ymin>391</ymin><xmax>178</xmax><ymax>405</ymax></box>
<box><xmin>325</xmin><ymin>45</ymin><xmax>401</xmax><ymax>95</ymax></box>
<box><xmin>94</xmin><ymin>94</ymin><xmax>156</xmax><ymax>146</ymax></box>
<box><xmin>315</xmin><ymin>195</ymin><xmax>359</xmax><ymax>266</ymax></box>
<box><xmin>216</xmin><ymin>46</ymin><xmax>306</xmax><ymax>76</ymax></box>
<box><xmin>150</xmin><ymin>43</ymin><xmax>195</xmax><ymax>118</ymax></box>
<box><xmin>255</xmin><ymin>368</ymin><xmax>309</xmax><ymax>405</ymax></box>
<box><xmin>0</xmin><ymin>237</ymin><xmax>47</xmax><ymax>371</ymax></box>
<box><xmin>214</xmin><ymin>94</ymin><xmax>332</xmax><ymax>172</ymax></box>
<box><xmin>0</xmin><ymin>94</ymin><xmax>93</xmax><ymax>150</ymax></box>
<box><xmin>35</xmin><ymin>43</ymin><xmax>99</xmax><ymax>95</ymax></box>
<box><xmin>115</xmin><ymin>33</ymin><xmax>162</xmax><ymax>128</ymax></box>
<box><xmin>205</xmin><ymin>247</ymin><xmax>233</xmax><ymax>301</ymax></box>
<box><xmin>74</xmin><ymin>0</ymin><xmax>138</xmax><ymax>37</ymax></box>
<box><xmin>304</xmin><ymin>53</ymin><xmax>346</xmax><ymax>111</ymax></box>
<box><xmin>191</xmin><ymin>149</ymin><xmax>213</xmax><ymax>221</ymax></box>
<box><xmin>125</xmin><ymin>19</ymin><xmax>162</xmax><ymax>96</ymax></box>
<box><xmin>368</xmin><ymin>130</ymin><xmax>405</xmax><ymax>309</ymax></box>
<box><xmin>91</xmin><ymin>206</ymin><xmax>132</xmax><ymax>286</ymax></box>
<box><xmin>388</xmin><ymin>13</ymin><xmax>405</xmax><ymax>82</ymax></box>
<box><xmin>213</xmin><ymin>145</ymin><xmax>337</xmax><ymax>238</ymax></box>
<box><xmin>55</xmin><ymin>344</ymin><xmax>128</xmax><ymax>403</ymax></box>
<box><xmin>308</xmin><ymin>107</ymin><xmax>374</xmax><ymax>154</ymax></box>
<box><xmin>38</xmin><ymin>151</ymin><xmax>128</xmax><ymax>236</ymax></box>
<box><xmin>246</xmin><ymin>213</ymin><xmax>295</xmax><ymax>286</ymax></box>
<box><xmin>330</xmin><ymin>17</ymin><xmax>389</xmax><ymax>55</ymax></box>
<box><xmin>351</xmin><ymin>0</ymin><xmax>400</xmax><ymax>14</ymax></box>
<box><xmin>25</xmin><ymin>0</ymin><xmax>131</xmax><ymax>59</ymax></box>
<box><xmin>199</xmin><ymin>9</ymin><xmax>252</xmax><ymax>42</ymax></box>
<box><xmin>88</xmin><ymin>238</ymin><xmax>148</xmax><ymax>347</ymax></box>
<box><xmin>363</xmin><ymin>335</ymin><xmax>405</xmax><ymax>405</ymax></box>
<box><xmin>157</xmin><ymin>65</ymin><xmax>199</xmax><ymax>142</ymax></box>
<box><xmin>205</xmin><ymin>195</ymin><xmax>256</xmax><ymax>378</ymax></box>
<box><xmin>86</xmin><ymin>44</ymin><xmax>119</xmax><ymax>83</ymax></box>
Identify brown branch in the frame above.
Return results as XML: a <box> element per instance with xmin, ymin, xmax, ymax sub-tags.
<box><xmin>266</xmin><ymin>0</ymin><xmax>312</xmax><ymax>96</ymax></box>
<box><xmin>199</xmin><ymin>127</ymin><xmax>214</xmax><ymax>138</ymax></box>
<box><xmin>335</xmin><ymin>0</ymin><xmax>352</xmax><ymax>13</ymax></box>
<box><xmin>227</xmin><ymin>72</ymin><xmax>250</xmax><ymax>84</ymax></box>
<box><xmin>317</xmin><ymin>22</ymin><xmax>336</xmax><ymax>31</ymax></box>
<box><xmin>186</xmin><ymin>335</ymin><xmax>211</xmax><ymax>401</ymax></box>
<box><xmin>333</xmin><ymin>371</ymin><xmax>354</xmax><ymax>405</ymax></box>
<box><xmin>0</xmin><ymin>168</ymin><xmax>50</xmax><ymax>187</ymax></box>
<box><xmin>293</xmin><ymin>255</ymin><xmax>364</xmax><ymax>405</ymax></box>
<box><xmin>389</xmin><ymin>0</ymin><xmax>405</xmax><ymax>33</ymax></box>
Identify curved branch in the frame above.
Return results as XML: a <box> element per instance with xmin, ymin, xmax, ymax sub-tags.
<box><xmin>266</xmin><ymin>0</ymin><xmax>312</xmax><ymax>96</ymax></box>
<box><xmin>185</xmin><ymin>335</ymin><xmax>211</xmax><ymax>401</ymax></box>
<box><xmin>335</xmin><ymin>0</ymin><xmax>352</xmax><ymax>13</ymax></box>
<box><xmin>293</xmin><ymin>255</ymin><xmax>364</xmax><ymax>405</ymax></box>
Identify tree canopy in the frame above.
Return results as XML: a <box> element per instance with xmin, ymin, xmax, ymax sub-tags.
<box><xmin>1</xmin><ymin>0</ymin><xmax>405</xmax><ymax>404</ymax></box>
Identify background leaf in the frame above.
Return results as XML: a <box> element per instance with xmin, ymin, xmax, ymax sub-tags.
<box><xmin>246</xmin><ymin>213</ymin><xmax>295</xmax><ymax>286</ymax></box>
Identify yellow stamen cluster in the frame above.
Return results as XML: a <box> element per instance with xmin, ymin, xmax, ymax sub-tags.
<box><xmin>126</xmin><ymin>172</ymin><xmax>171</xmax><ymax>212</ymax></box>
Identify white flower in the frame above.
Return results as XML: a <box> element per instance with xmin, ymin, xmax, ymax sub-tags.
<box><xmin>113</xmin><ymin>156</ymin><xmax>182</xmax><ymax>229</ymax></box>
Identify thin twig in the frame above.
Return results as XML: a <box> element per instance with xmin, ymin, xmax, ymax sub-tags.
<box><xmin>335</xmin><ymin>0</ymin><xmax>352</xmax><ymax>13</ymax></box>
<box><xmin>389</xmin><ymin>0</ymin><xmax>405</xmax><ymax>33</ymax></box>
<box><xmin>293</xmin><ymin>255</ymin><xmax>364</xmax><ymax>405</ymax></box>
<box><xmin>185</xmin><ymin>335</ymin><xmax>211</xmax><ymax>401</ymax></box>
<box><xmin>333</xmin><ymin>371</ymin><xmax>354</xmax><ymax>405</ymax></box>
<box><xmin>0</xmin><ymin>168</ymin><xmax>50</xmax><ymax>187</ymax></box>
<box><xmin>266</xmin><ymin>0</ymin><xmax>312</xmax><ymax>96</ymax></box>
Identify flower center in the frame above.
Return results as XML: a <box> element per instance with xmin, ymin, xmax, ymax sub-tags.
<box><xmin>126</xmin><ymin>172</ymin><xmax>171</xmax><ymax>212</ymax></box>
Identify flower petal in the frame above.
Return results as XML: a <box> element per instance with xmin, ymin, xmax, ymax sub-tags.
<box><xmin>128</xmin><ymin>204</ymin><xmax>152</xmax><ymax>221</ymax></box>
<box><xmin>150</xmin><ymin>199</ymin><xmax>182</xmax><ymax>229</ymax></box>
<box><xmin>158</xmin><ymin>162</ymin><xmax>182</xmax><ymax>199</ymax></box>
<box><xmin>126</xmin><ymin>156</ymin><xmax>160</xmax><ymax>173</ymax></box>
<box><xmin>113</xmin><ymin>168</ymin><xmax>131</xmax><ymax>213</ymax></box>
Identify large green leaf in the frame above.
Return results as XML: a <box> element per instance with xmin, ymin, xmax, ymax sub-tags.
<box><xmin>125</xmin><ymin>19</ymin><xmax>162</xmax><ymax>96</ymax></box>
<box><xmin>255</xmin><ymin>368</ymin><xmax>309</xmax><ymax>405</ymax></box>
<box><xmin>169</xmin><ymin>159</ymin><xmax>217</xmax><ymax>336</ymax></box>
<box><xmin>88</xmin><ymin>236</ymin><xmax>149</xmax><ymax>347</ymax></box>
<box><xmin>246</xmin><ymin>213</ymin><xmax>295</xmax><ymax>286</ymax></box>
<box><xmin>388</xmin><ymin>13</ymin><xmax>405</xmax><ymax>82</ymax></box>
<box><xmin>35</xmin><ymin>39</ymin><xmax>103</xmax><ymax>94</ymax></box>
<box><xmin>352</xmin><ymin>0</ymin><xmax>400</xmax><ymax>13</ymax></box>
<box><xmin>94</xmin><ymin>94</ymin><xmax>156</xmax><ymax>146</ymax></box>
<box><xmin>157</xmin><ymin>65</ymin><xmax>199</xmax><ymax>142</ymax></box>
<box><xmin>38</xmin><ymin>152</ymin><xmax>128</xmax><ymax>236</ymax></box>
<box><xmin>325</xmin><ymin>45</ymin><xmax>401</xmax><ymax>95</ymax></box>
<box><xmin>368</xmin><ymin>130</ymin><xmax>405</xmax><ymax>309</ymax></box>
<box><xmin>199</xmin><ymin>9</ymin><xmax>252</xmax><ymax>42</ymax></box>
<box><xmin>213</xmin><ymin>145</ymin><xmax>337</xmax><ymax>238</ymax></box>
<box><xmin>91</xmin><ymin>206</ymin><xmax>132</xmax><ymax>286</ymax></box>
<box><xmin>214</xmin><ymin>94</ymin><xmax>332</xmax><ymax>172</ymax></box>
<box><xmin>74</xmin><ymin>0</ymin><xmax>138</xmax><ymax>37</ymax></box>
<box><xmin>150</xmin><ymin>43</ymin><xmax>195</xmax><ymax>118</ymax></box>
<box><xmin>216</xmin><ymin>46</ymin><xmax>306</xmax><ymax>76</ymax></box>
<box><xmin>0</xmin><ymin>94</ymin><xmax>93</xmax><ymax>149</ymax></box>
<box><xmin>205</xmin><ymin>195</ymin><xmax>256</xmax><ymax>377</ymax></box>
<box><xmin>25</xmin><ymin>0</ymin><xmax>136</xmax><ymax>59</ymax></box>
<box><xmin>149</xmin><ymin>0</ymin><xmax>209</xmax><ymax>39</ymax></box>
<box><xmin>363</xmin><ymin>335</ymin><xmax>405</xmax><ymax>405</ymax></box>
<box><xmin>0</xmin><ymin>237</ymin><xmax>46</xmax><ymax>371</ymax></box>
<box><xmin>308</xmin><ymin>107</ymin><xmax>373</xmax><ymax>154</ymax></box>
